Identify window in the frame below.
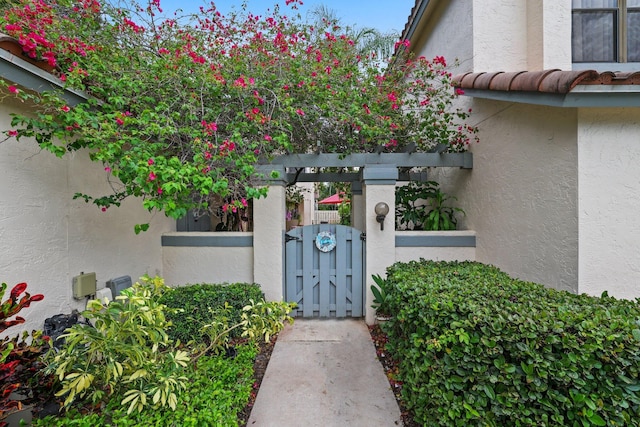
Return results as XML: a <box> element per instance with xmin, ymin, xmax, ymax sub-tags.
<box><xmin>572</xmin><ymin>0</ymin><xmax>640</xmax><ymax>62</ymax></box>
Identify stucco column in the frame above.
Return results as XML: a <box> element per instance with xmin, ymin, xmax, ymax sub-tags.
<box><xmin>351</xmin><ymin>180</ymin><xmax>365</xmax><ymax>231</ymax></box>
<box><xmin>363</xmin><ymin>165</ymin><xmax>397</xmax><ymax>325</ymax></box>
<box><xmin>253</xmin><ymin>165</ymin><xmax>287</xmax><ymax>301</ymax></box>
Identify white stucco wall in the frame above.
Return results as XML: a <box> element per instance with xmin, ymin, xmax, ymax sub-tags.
<box><xmin>472</xmin><ymin>0</ymin><xmax>571</xmax><ymax>72</ymax></box>
<box><xmin>253</xmin><ymin>182</ymin><xmax>286</xmax><ymax>301</ymax></box>
<box><xmin>0</xmin><ymin>96</ymin><xmax>174</xmax><ymax>335</ymax></box>
<box><xmin>472</xmin><ymin>0</ymin><xmax>528</xmax><ymax>71</ymax></box>
<box><xmin>577</xmin><ymin>108</ymin><xmax>640</xmax><ymax>299</ymax></box>
<box><xmin>363</xmin><ymin>180</ymin><xmax>396</xmax><ymax>325</ymax></box>
<box><xmin>395</xmin><ymin>231</ymin><xmax>476</xmax><ymax>263</ymax></box>
<box><xmin>448</xmin><ymin>101</ymin><xmax>579</xmax><ymax>292</ymax></box>
<box><xmin>161</xmin><ymin>234</ymin><xmax>254</xmax><ymax>286</ymax></box>
<box><xmin>409</xmin><ymin>1</ymin><xmax>579</xmax><ymax>292</ymax></box>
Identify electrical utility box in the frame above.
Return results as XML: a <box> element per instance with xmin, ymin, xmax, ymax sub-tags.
<box><xmin>72</xmin><ymin>272</ymin><xmax>97</xmax><ymax>299</ymax></box>
<box><xmin>107</xmin><ymin>276</ymin><xmax>132</xmax><ymax>298</ymax></box>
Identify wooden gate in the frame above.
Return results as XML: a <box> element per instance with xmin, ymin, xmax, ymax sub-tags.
<box><xmin>284</xmin><ymin>224</ymin><xmax>365</xmax><ymax>318</ymax></box>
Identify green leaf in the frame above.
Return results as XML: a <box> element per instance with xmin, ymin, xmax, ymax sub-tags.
<box><xmin>588</xmin><ymin>413</ymin><xmax>606</xmax><ymax>426</ymax></box>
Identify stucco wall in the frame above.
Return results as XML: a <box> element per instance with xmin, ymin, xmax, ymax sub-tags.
<box><xmin>395</xmin><ymin>231</ymin><xmax>476</xmax><ymax>263</ymax></box>
<box><xmin>578</xmin><ymin>108</ymin><xmax>640</xmax><ymax>299</ymax></box>
<box><xmin>458</xmin><ymin>101</ymin><xmax>578</xmax><ymax>292</ymax></box>
<box><xmin>0</xmin><ymin>96</ymin><xmax>174</xmax><ymax>335</ymax></box>
<box><xmin>161</xmin><ymin>233</ymin><xmax>254</xmax><ymax>286</ymax></box>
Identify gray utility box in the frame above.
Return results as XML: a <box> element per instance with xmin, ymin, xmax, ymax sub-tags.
<box><xmin>106</xmin><ymin>276</ymin><xmax>132</xmax><ymax>298</ymax></box>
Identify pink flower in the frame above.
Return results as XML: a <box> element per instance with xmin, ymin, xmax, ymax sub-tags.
<box><xmin>115</xmin><ymin>117</ymin><xmax>124</xmax><ymax>126</ymax></box>
<box><xmin>61</xmin><ymin>105</ymin><xmax>70</xmax><ymax>112</ymax></box>
<box><xmin>101</xmin><ymin>207</ymin><xmax>107</xmax><ymax>212</ymax></box>
<box><xmin>8</xmin><ymin>86</ymin><xmax>18</xmax><ymax>94</ymax></box>
<box><xmin>104</xmin><ymin>166</ymin><xmax>111</xmax><ymax>172</ymax></box>
<box><xmin>157</xmin><ymin>187</ymin><xmax>163</xmax><ymax>194</ymax></box>
<box><xmin>7</xmin><ymin>130</ymin><xmax>17</xmax><ymax>137</ymax></box>
<box><xmin>295</xmin><ymin>109</ymin><xmax>305</xmax><ymax>116</ymax></box>
<box><xmin>241</xmin><ymin>198</ymin><xmax>248</xmax><ymax>207</ymax></box>
<box><xmin>455</xmin><ymin>88</ymin><xmax>465</xmax><ymax>95</ymax></box>
<box><xmin>264</xmin><ymin>135</ymin><xmax>272</xmax><ymax>141</ymax></box>
<box><xmin>148</xmin><ymin>171</ymin><xmax>156</xmax><ymax>181</ymax></box>
<box><xmin>434</xmin><ymin>56</ymin><xmax>446</xmax><ymax>66</ymax></box>
<box><xmin>148</xmin><ymin>158</ymin><xmax>154</xmax><ymax>165</ymax></box>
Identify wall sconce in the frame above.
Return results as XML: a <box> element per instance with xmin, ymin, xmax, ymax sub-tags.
<box><xmin>374</xmin><ymin>202</ymin><xmax>389</xmax><ymax>231</ymax></box>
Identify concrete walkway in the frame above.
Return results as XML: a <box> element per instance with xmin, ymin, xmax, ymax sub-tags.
<box><xmin>247</xmin><ymin>319</ymin><xmax>402</xmax><ymax>427</ymax></box>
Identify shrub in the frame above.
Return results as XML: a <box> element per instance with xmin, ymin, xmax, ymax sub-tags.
<box><xmin>384</xmin><ymin>260</ymin><xmax>640</xmax><ymax>427</ymax></box>
<box><xmin>159</xmin><ymin>283</ymin><xmax>264</xmax><ymax>344</ymax></box>
<box><xmin>46</xmin><ymin>276</ymin><xmax>190</xmax><ymax>414</ymax></box>
<box><xmin>34</xmin><ymin>344</ymin><xmax>259</xmax><ymax>427</ymax></box>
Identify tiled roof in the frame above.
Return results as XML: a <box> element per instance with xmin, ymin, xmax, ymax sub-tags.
<box><xmin>0</xmin><ymin>32</ymin><xmax>55</xmax><ymax>72</ymax></box>
<box><xmin>453</xmin><ymin>70</ymin><xmax>640</xmax><ymax>94</ymax></box>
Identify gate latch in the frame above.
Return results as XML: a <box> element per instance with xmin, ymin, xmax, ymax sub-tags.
<box><xmin>285</xmin><ymin>233</ymin><xmax>301</xmax><ymax>243</ymax></box>
<box><xmin>360</xmin><ymin>232</ymin><xmax>366</xmax><ymax>242</ymax></box>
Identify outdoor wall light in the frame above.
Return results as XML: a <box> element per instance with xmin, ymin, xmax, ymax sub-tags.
<box><xmin>374</xmin><ymin>202</ymin><xmax>390</xmax><ymax>231</ymax></box>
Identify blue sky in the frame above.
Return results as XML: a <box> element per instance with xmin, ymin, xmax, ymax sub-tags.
<box><xmin>156</xmin><ymin>0</ymin><xmax>415</xmax><ymax>34</ymax></box>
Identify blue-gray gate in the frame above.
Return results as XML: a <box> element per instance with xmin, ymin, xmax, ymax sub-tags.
<box><xmin>284</xmin><ymin>224</ymin><xmax>365</xmax><ymax>318</ymax></box>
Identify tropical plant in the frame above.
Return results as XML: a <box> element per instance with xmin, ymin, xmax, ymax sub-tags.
<box><xmin>192</xmin><ymin>299</ymin><xmax>296</xmax><ymax>358</ymax></box>
<box><xmin>395</xmin><ymin>181</ymin><xmax>464</xmax><ymax>230</ymax></box>
<box><xmin>1</xmin><ymin>0</ymin><xmax>477</xmax><ymax>231</ymax></box>
<box><xmin>45</xmin><ymin>276</ymin><xmax>190</xmax><ymax>414</ymax></box>
<box><xmin>0</xmin><ymin>282</ymin><xmax>46</xmax><ymax>425</ymax></box>
<box><xmin>370</xmin><ymin>274</ymin><xmax>392</xmax><ymax>317</ymax></box>
<box><xmin>338</xmin><ymin>200</ymin><xmax>351</xmax><ymax>225</ymax></box>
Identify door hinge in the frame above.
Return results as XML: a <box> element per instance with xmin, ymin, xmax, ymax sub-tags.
<box><xmin>360</xmin><ymin>232</ymin><xmax>366</xmax><ymax>242</ymax></box>
<box><xmin>285</xmin><ymin>233</ymin><xmax>301</xmax><ymax>243</ymax></box>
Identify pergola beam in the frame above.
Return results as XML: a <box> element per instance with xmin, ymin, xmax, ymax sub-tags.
<box><xmin>265</xmin><ymin>152</ymin><xmax>472</xmax><ymax>169</ymax></box>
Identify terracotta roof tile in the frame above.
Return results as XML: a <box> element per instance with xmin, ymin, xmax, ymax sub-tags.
<box><xmin>473</xmin><ymin>72</ymin><xmax>503</xmax><ymax>90</ymax></box>
<box><xmin>489</xmin><ymin>71</ymin><xmax>527</xmax><ymax>91</ymax></box>
<box><xmin>453</xmin><ymin>69</ymin><xmax>639</xmax><ymax>94</ymax></box>
<box><xmin>0</xmin><ymin>32</ymin><xmax>55</xmax><ymax>73</ymax></box>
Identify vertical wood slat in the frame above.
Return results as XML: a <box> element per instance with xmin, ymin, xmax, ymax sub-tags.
<box><xmin>302</xmin><ymin>226</ymin><xmax>315</xmax><ymax>317</ymax></box>
<box><xmin>318</xmin><ymin>223</ymin><xmax>331</xmax><ymax>317</ymax></box>
<box><xmin>351</xmin><ymin>227</ymin><xmax>364</xmax><ymax>316</ymax></box>
<box><xmin>335</xmin><ymin>226</ymin><xmax>347</xmax><ymax>317</ymax></box>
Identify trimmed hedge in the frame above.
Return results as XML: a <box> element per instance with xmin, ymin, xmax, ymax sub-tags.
<box><xmin>384</xmin><ymin>260</ymin><xmax>640</xmax><ymax>427</ymax></box>
<box><xmin>159</xmin><ymin>282</ymin><xmax>264</xmax><ymax>344</ymax></box>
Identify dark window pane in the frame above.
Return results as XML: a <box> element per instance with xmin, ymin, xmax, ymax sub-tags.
<box><xmin>629</xmin><ymin>10</ymin><xmax>640</xmax><ymax>61</ymax></box>
<box><xmin>572</xmin><ymin>11</ymin><xmax>617</xmax><ymax>61</ymax></box>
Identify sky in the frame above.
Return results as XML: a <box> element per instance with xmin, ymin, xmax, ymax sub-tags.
<box><xmin>156</xmin><ymin>0</ymin><xmax>416</xmax><ymax>35</ymax></box>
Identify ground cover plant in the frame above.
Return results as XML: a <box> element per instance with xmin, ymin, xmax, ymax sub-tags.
<box><xmin>0</xmin><ymin>0</ymin><xmax>477</xmax><ymax>231</ymax></box>
<box><xmin>382</xmin><ymin>260</ymin><xmax>640</xmax><ymax>427</ymax></box>
<box><xmin>32</xmin><ymin>276</ymin><xmax>294</xmax><ymax>425</ymax></box>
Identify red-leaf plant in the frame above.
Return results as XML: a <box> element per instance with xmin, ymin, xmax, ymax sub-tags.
<box><xmin>0</xmin><ymin>282</ymin><xmax>48</xmax><ymax>426</ymax></box>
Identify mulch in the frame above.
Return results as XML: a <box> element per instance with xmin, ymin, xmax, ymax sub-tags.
<box><xmin>237</xmin><ymin>325</ymin><xmax>419</xmax><ymax>427</ymax></box>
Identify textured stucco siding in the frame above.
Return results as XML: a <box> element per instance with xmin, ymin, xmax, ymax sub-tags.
<box><xmin>460</xmin><ymin>101</ymin><xmax>579</xmax><ymax>292</ymax></box>
<box><xmin>162</xmin><ymin>240</ymin><xmax>254</xmax><ymax>286</ymax></box>
<box><xmin>577</xmin><ymin>108</ymin><xmax>640</xmax><ymax>299</ymax></box>
<box><xmin>0</xmin><ymin>96</ymin><xmax>174</xmax><ymax>335</ymax></box>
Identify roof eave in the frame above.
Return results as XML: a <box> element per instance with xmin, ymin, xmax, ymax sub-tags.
<box><xmin>461</xmin><ymin>87</ymin><xmax>640</xmax><ymax>108</ymax></box>
<box><xmin>0</xmin><ymin>48</ymin><xmax>89</xmax><ymax>106</ymax></box>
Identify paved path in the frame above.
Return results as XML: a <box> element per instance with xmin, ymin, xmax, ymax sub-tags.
<box><xmin>247</xmin><ymin>319</ymin><xmax>402</xmax><ymax>427</ymax></box>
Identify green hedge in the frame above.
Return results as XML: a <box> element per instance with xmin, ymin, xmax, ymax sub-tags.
<box><xmin>159</xmin><ymin>282</ymin><xmax>264</xmax><ymax>344</ymax></box>
<box><xmin>383</xmin><ymin>260</ymin><xmax>640</xmax><ymax>427</ymax></box>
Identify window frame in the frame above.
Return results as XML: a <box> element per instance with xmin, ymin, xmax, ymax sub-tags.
<box><xmin>572</xmin><ymin>0</ymin><xmax>640</xmax><ymax>64</ymax></box>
